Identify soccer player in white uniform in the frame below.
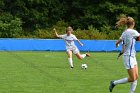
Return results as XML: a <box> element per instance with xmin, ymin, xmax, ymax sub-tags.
<box><xmin>109</xmin><ymin>16</ymin><xmax>140</xmax><ymax>93</ymax></box>
<box><xmin>54</xmin><ymin>26</ymin><xmax>90</xmax><ymax>69</ymax></box>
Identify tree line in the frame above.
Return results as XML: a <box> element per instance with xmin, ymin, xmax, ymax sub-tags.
<box><xmin>0</xmin><ymin>0</ymin><xmax>140</xmax><ymax>39</ymax></box>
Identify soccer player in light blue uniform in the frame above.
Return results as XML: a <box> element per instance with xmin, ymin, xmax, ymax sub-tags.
<box><xmin>109</xmin><ymin>16</ymin><xmax>140</xmax><ymax>93</ymax></box>
<box><xmin>54</xmin><ymin>26</ymin><xmax>90</xmax><ymax>69</ymax></box>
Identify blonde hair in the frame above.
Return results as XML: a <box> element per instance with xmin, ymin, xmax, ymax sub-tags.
<box><xmin>66</xmin><ymin>26</ymin><xmax>73</xmax><ymax>32</ymax></box>
<box><xmin>116</xmin><ymin>16</ymin><xmax>135</xmax><ymax>27</ymax></box>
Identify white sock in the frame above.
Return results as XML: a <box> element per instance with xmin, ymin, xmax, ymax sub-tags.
<box><xmin>130</xmin><ymin>80</ymin><xmax>137</xmax><ymax>93</ymax></box>
<box><xmin>114</xmin><ymin>78</ymin><xmax>128</xmax><ymax>85</ymax></box>
<box><xmin>81</xmin><ymin>54</ymin><xmax>86</xmax><ymax>59</ymax></box>
<box><xmin>68</xmin><ymin>58</ymin><xmax>73</xmax><ymax>67</ymax></box>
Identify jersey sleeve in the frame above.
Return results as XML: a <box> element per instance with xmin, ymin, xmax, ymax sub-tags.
<box><xmin>57</xmin><ymin>35</ymin><xmax>65</xmax><ymax>39</ymax></box>
<box><xmin>73</xmin><ymin>35</ymin><xmax>78</xmax><ymax>40</ymax></box>
<box><xmin>133</xmin><ymin>30</ymin><xmax>140</xmax><ymax>37</ymax></box>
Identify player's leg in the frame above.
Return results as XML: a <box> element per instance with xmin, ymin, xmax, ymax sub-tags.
<box><xmin>113</xmin><ymin>67</ymin><xmax>136</xmax><ymax>85</ymax></box>
<box><xmin>129</xmin><ymin>62</ymin><xmax>138</xmax><ymax>93</ymax></box>
<box><xmin>130</xmin><ymin>80</ymin><xmax>137</xmax><ymax>93</ymax></box>
<box><xmin>128</xmin><ymin>67</ymin><xmax>137</xmax><ymax>93</ymax></box>
<box><xmin>135</xmin><ymin>65</ymin><xmax>139</xmax><ymax>80</ymax></box>
<box><xmin>75</xmin><ymin>53</ymin><xmax>90</xmax><ymax>60</ymax></box>
<box><xmin>73</xmin><ymin>47</ymin><xmax>90</xmax><ymax>59</ymax></box>
<box><xmin>109</xmin><ymin>55</ymin><xmax>129</xmax><ymax>92</ymax></box>
<box><xmin>133</xmin><ymin>56</ymin><xmax>139</xmax><ymax>80</ymax></box>
<box><xmin>67</xmin><ymin>50</ymin><xmax>74</xmax><ymax>68</ymax></box>
<box><xmin>109</xmin><ymin>77</ymin><xmax>128</xmax><ymax>92</ymax></box>
<box><xmin>128</xmin><ymin>66</ymin><xmax>137</xmax><ymax>82</ymax></box>
<box><xmin>109</xmin><ymin>69</ymin><xmax>137</xmax><ymax>93</ymax></box>
<box><xmin>109</xmin><ymin>56</ymin><xmax>138</xmax><ymax>92</ymax></box>
<box><xmin>128</xmin><ymin>56</ymin><xmax>138</xmax><ymax>82</ymax></box>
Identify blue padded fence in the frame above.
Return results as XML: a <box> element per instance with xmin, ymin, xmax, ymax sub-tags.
<box><xmin>0</xmin><ymin>38</ymin><xmax>140</xmax><ymax>51</ymax></box>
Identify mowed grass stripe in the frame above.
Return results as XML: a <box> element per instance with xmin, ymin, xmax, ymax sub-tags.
<box><xmin>0</xmin><ymin>51</ymin><xmax>139</xmax><ymax>93</ymax></box>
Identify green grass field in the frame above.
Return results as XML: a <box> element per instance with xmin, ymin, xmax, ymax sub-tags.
<box><xmin>0</xmin><ymin>51</ymin><xmax>139</xmax><ymax>93</ymax></box>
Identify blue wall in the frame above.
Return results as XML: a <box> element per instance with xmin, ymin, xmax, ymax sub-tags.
<box><xmin>0</xmin><ymin>38</ymin><xmax>140</xmax><ymax>51</ymax></box>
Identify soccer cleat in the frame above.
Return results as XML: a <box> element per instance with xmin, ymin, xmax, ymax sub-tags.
<box><xmin>70</xmin><ymin>66</ymin><xmax>74</xmax><ymax>69</ymax></box>
<box><xmin>109</xmin><ymin>81</ymin><xmax>116</xmax><ymax>92</ymax></box>
<box><xmin>86</xmin><ymin>53</ymin><xmax>90</xmax><ymax>57</ymax></box>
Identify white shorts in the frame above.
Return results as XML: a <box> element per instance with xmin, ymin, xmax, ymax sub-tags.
<box><xmin>123</xmin><ymin>55</ymin><xmax>137</xmax><ymax>69</ymax></box>
<box><xmin>66</xmin><ymin>46</ymin><xmax>79</xmax><ymax>54</ymax></box>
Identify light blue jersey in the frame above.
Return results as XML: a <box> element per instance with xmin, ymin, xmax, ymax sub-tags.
<box><xmin>120</xmin><ymin>29</ymin><xmax>140</xmax><ymax>56</ymax></box>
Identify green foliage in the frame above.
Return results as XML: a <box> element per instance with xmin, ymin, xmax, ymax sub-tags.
<box><xmin>0</xmin><ymin>0</ymin><xmax>140</xmax><ymax>39</ymax></box>
<box><xmin>34</xmin><ymin>29</ymin><xmax>55</xmax><ymax>39</ymax></box>
<box><xmin>52</xmin><ymin>20</ymin><xmax>68</xmax><ymax>33</ymax></box>
<box><xmin>0</xmin><ymin>13</ymin><xmax>23</xmax><ymax>38</ymax></box>
<box><xmin>74</xmin><ymin>26</ymin><xmax>107</xmax><ymax>40</ymax></box>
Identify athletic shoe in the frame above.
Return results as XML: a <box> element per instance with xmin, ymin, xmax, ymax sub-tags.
<box><xmin>109</xmin><ymin>81</ymin><xmax>116</xmax><ymax>92</ymax></box>
<box><xmin>70</xmin><ymin>66</ymin><xmax>74</xmax><ymax>69</ymax></box>
<box><xmin>86</xmin><ymin>53</ymin><xmax>90</xmax><ymax>57</ymax></box>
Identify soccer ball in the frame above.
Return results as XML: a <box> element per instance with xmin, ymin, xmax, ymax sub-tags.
<box><xmin>81</xmin><ymin>64</ymin><xmax>87</xmax><ymax>69</ymax></box>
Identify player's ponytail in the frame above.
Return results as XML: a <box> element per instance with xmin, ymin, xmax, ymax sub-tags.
<box><xmin>116</xmin><ymin>16</ymin><xmax>135</xmax><ymax>28</ymax></box>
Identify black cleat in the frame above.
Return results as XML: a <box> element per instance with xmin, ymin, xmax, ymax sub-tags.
<box><xmin>70</xmin><ymin>66</ymin><xmax>74</xmax><ymax>69</ymax></box>
<box><xmin>109</xmin><ymin>81</ymin><xmax>116</xmax><ymax>92</ymax></box>
<box><xmin>86</xmin><ymin>53</ymin><xmax>90</xmax><ymax>57</ymax></box>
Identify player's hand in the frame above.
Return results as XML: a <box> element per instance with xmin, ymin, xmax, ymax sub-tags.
<box><xmin>81</xmin><ymin>43</ymin><xmax>84</xmax><ymax>46</ymax></box>
<box><xmin>53</xmin><ymin>28</ymin><xmax>56</xmax><ymax>31</ymax></box>
<box><xmin>116</xmin><ymin>43</ymin><xmax>119</xmax><ymax>48</ymax></box>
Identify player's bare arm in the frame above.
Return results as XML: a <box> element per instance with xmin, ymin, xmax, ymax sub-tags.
<box><xmin>77</xmin><ymin>39</ymin><xmax>83</xmax><ymax>46</ymax></box>
<box><xmin>117</xmin><ymin>44</ymin><xmax>125</xmax><ymax>59</ymax></box>
<box><xmin>116</xmin><ymin>39</ymin><xmax>122</xmax><ymax>48</ymax></box>
<box><xmin>122</xmin><ymin>44</ymin><xmax>125</xmax><ymax>53</ymax></box>
<box><xmin>54</xmin><ymin>28</ymin><xmax>59</xmax><ymax>37</ymax></box>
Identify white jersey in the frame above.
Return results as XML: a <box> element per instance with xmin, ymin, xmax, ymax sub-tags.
<box><xmin>120</xmin><ymin>29</ymin><xmax>140</xmax><ymax>56</ymax></box>
<box><xmin>58</xmin><ymin>34</ymin><xmax>78</xmax><ymax>48</ymax></box>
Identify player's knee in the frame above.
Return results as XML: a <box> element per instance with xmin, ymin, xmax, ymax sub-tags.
<box><xmin>67</xmin><ymin>54</ymin><xmax>72</xmax><ymax>58</ymax></box>
<box><xmin>68</xmin><ymin>55</ymin><xmax>72</xmax><ymax>58</ymax></box>
<box><xmin>129</xmin><ymin>77</ymin><xmax>136</xmax><ymax>82</ymax></box>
